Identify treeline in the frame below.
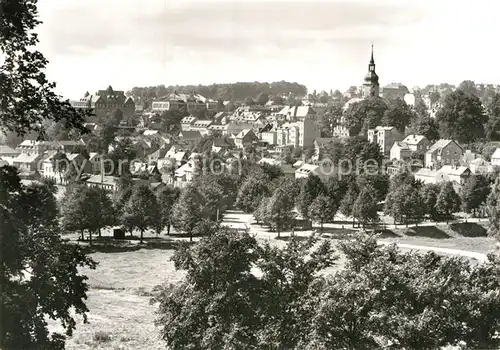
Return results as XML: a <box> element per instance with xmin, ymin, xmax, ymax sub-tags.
<box><xmin>126</xmin><ymin>81</ymin><xmax>308</xmax><ymax>103</ymax></box>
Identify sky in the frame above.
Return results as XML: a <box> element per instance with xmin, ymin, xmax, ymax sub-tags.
<box><xmin>35</xmin><ymin>0</ymin><xmax>500</xmax><ymax>99</ymax></box>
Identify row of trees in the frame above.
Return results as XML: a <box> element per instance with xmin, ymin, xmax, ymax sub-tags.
<box><xmin>127</xmin><ymin>81</ymin><xmax>307</xmax><ymax>105</ymax></box>
<box><xmin>152</xmin><ymin>229</ymin><xmax>500</xmax><ymax>349</ymax></box>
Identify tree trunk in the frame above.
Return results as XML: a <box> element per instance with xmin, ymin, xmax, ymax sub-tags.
<box><xmin>189</xmin><ymin>230</ymin><xmax>193</xmax><ymax>242</ymax></box>
<box><xmin>140</xmin><ymin>229</ymin><xmax>144</xmax><ymax>244</ymax></box>
<box><xmin>320</xmin><ymin>221</ymin><xmax>323</xmax><ymax>233</ymax></box>
<box><xmin>80</xmin><ymin>230</ymin><xmax>84</xmax><ymax>241</ymax></box>
<box><xmin>89</xmin><ymin>229</ymin><xmax>93</xmax><ymax>246</ymax></box>
<box><xmin>167</xmin><ymin>224</ymin><xmax>171</xmax><ymax>235</ymax></box>
<box><xmin>98</xmin><ymin>227</ymin><xmax>102</xmax><ymax>238</ymax></box>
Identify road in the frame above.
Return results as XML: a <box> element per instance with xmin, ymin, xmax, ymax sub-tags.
<box><xmin>221</xmin><ymin>210</ymin><xmax>491</xmax><ymax>262</ymax></box>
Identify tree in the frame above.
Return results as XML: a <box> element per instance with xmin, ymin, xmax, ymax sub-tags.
<box><xmin>487</xmin><ymin>176</ymin><xmax>500</xmax><ymax>237</ymax></box>
<box><xmin>435</xmin><ymin>182</ymin><xmax>461</xmax><ymax>220</ymax></box>
<box><xmin>0</xmin><ymin>0</ymin><xmax>91</xmax><ymax>137</ymax></box>
<box><xmin>343</xmin><ymin>97</ymin><xmax>388</xmax><ymax>135</ymax></box>
<box><xmin>410</xmin><ymin>115</ymin><xmax>440</xmax><ymax>142</ymax></box>
<box><xmin>308</xmin><ymin>195</ymin><xmax>337</xmax><ymax>232</ymax></box>
<box><xmin>266</xmin><ymin>186</ymin><xmax>295</xmax><ymax>236</ymax></box>
<box><xmin>0</xmin><ymin>166</ymin><xmax>96</xmax><ymax>349</ymax></box>
<box><xmin>244</xmin><ymin>96</ymin><xmax>255</xmax><ymax>106</ymax></box>
<box><xmin>384</xmin><ymin>184</ymin><xmax>423</xmax><ymax>226</ymax></box>
<box><xmin>151</xmin><ymin>229</ymin><xmax>336</xmax><ymax>349</ymax></box>
<box><xmin>121</xmin><ymin>184</ymin><xmax>160</xmax><ymax>243</ymax></box>
<box><xmin>460</xmin><ymin>174</ymin><xmax>491</xmax><ymax>217</ymax></box>
<box><xmin>339</xmin><ymin>183</ymin><xmax>359</xmax><ymax>218</ymax></box>
<box><xmin>458</xmin><ymin>80</ymin><xmax>478</xmax><ymax>97</ymax></box>
<box><xmin>420</xmin><ymin>183</ymin><xmax>441</xmax><ymax>220</ymax></box>
<box><xmin>435</xmin><ymin>90</ymin><xmax>487</xmax><ymax>144</ymax></box>
<box><xmin>486</xmin><ymin>93</ymin><xmax>500</xmax><ymax>141</ymax></box>
<box><xmin>236</xmin><ymin>177</ymin><xmax>270</xmax><ymax>213</ymax></box>
<box><xmin>171</xmin><ymin>184</ymin><xmax>205</xmax><ymax>241</ymax></box>
<box><xmin>255</xmin><ymin>92</ymin><xmax>270</xmax><ymax>106</ymax></box>
<box><xmin>156</xmin><ymin>185</ymin><xmax>181</xmax><ymax>235</ymax></box>
<box><xmin>325</xmin><ymin>175</ymin><xmax>349</xmax><ymax>204</ymax></box>
<box><xmin>297</xmin><ymin>174</ymin><xmax>325</xmax><ymax>220</ymax></box>
<box><xmin>382</xmin><ymin>98</ymin><xmax>415</xmax><ymax>133</ymax></box>
<box><xmin>357</xmin><ymin>173</ymin><xmax>389</xmax><ymax>203</ymax></box>
<box><xmin>272</xmin><ymin>95</ymin><xmax>285</xmax><ymax>105</ymax></box>
<box><xmin>61</xmin><ymin>184</ymin><xmax>114</xmax><ymax>243</ymax></box>
<box><xmin>343</xmin><ymin>136</ymin><xmax>383</xmax><ymax>172</ymax></box>
<box><xmin>352</xmin><ymin>185</ymin><xmax>379</xmax><ymax>227</ymax></box>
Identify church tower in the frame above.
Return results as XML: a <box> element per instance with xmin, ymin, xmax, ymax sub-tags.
<box><xmin>362</xmin><ymin>45</ymin><xmax>379</xmax><ymax>98</ymax></box>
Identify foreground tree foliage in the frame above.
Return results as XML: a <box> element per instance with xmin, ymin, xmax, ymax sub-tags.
<box><xmin>0</xmin><ymin>166</ymin><xmax>96</xmax><ymax>349</ymax></box>
<box><xmin>152</xmin><ymin>230</ymin><xmax>500</xmax><ymax>349</ymax></box>
<box><xmin>0</xmin><ymin>0</ymin><xmax>91</xmax><ymax>136</ymax></box>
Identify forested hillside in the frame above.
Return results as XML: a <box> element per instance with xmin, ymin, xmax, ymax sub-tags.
<box><xmin>126</xmin><ymin>81</ymin><xmax>308</xmax><ymax>102</ymax></box>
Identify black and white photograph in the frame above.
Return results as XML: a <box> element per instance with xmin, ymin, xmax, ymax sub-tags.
<box><xmin>1</xmin><ymin>0</ymin><xmax>500</xmax><ymax>349</ymax></box>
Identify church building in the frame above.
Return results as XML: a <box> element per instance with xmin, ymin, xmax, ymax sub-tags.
<box><xmin>362</xmin><ymin>45</ymin><xmax>380</xmax><ymax>98</ymax></box>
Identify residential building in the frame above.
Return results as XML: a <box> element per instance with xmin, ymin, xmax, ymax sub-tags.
<box><xmin>414</xmin><ymin>168</ymin><xmax>438</xmax><ymax>184</ymax></box>
<box><xmin>189</xmin><ymin>120</ymin><xmax>213</xmax><ymax>136</ymax></box>
<box><xmin>151</xmin><ymin>91</ymin><xmax>206</xmax><ymax>113</ymax></box>
<box><xmin>86</xmin><ymin>175</ymin><xmax>149</xmax><ymax>192</ymax></box>
<box><xmin>70</xmin><ymin>86</ymin><xmax>135</xmax><ymax>119</ymax></box>
<box><xmin>16</xmin><ymin>140</ymin><xmax>60</xmax><ymax>155</ymax></box>
<box><xmin>381</xmin><ymin>83</ymin><xmax>410</xmax><ymax>100</ymax></box>
<box><xmin>367</xmin><ymin>126</ymin><xmax>404</xmax><ymax>157</ymax></box>
<box><xmin>295</xmin><ymin>163</ymin><xmax>335</xmax><ymax>181</ymax></box>
<box><xmin>147</xmin><ymin>148</ymin><xmax>170</xmax><ymax>164</ymax></box>
<box><xmin>390</xmin><ymin>142</ymin><xmax>411</xmax><ymax>161</ymax></box>
<box><xmin>88</xmin><ymin>152</ymin><xmax>102</xmax><ymax>173</ymax></box>
<box><xmin>425</xmin><ymin>139</ymin><xmax>463</xmax><ymax>168</ymax></box>
<box><xmin>400</xmin><ymin>134</ymin><xmax>430</xmax><ymax>153</ymax></box>
<box><xmin>234</xmin><ymin>129</ymin><xmax>258</xmax><ymax>149</ymax></box>
<box><xmin>468</xmin><ymin>158</ymin><xmax>493</xmax><ymax>174</ymax></box>
<box><xmin>437</xmin><ymin>165</ymin><xmax>471</xmax><ymax>186</ymax></box>
<box><xmin>491</xmin><ymin>148</ymin><xmax>500</xmax><ymax>167</ymax></box>
<box><xmin>41</xmin><ymin>152</ymin><xmax>90</xmax><ymax>184</ymax></box>
<box><xmin>180</xmin><ymin>116</ymin><xmax>198</xmax><ymax>131</ymax></box>
<box><xmin>211</xmin><ymin>137</ymin><xmax>235</xmax><ymax>154</ymax></box>
<box><xmin>57</xmin><ymin>140</ymin><xmax>85</xmax><ymax>153</ymax></box>
<box><xmin>178</xmin><ymin>130</ymin><xmax>202</xmax><ymax>145</ymax></box>
<box><xmin>277</xmin><ymin>118</ymin><xmax>320</xmax><ymax>149</ymax></box>
<box><xmin>276</xmin><ymin>105</ymin><xmax>317</xmax><ymax>122</ymax></box>
<box><xmin>13</xmin><ymin>153</ymin><xmax>41</xmax><ymax>174</ymax></box>
<box><xmin>313</xmin><ymin>137</ymin><xmax>336</xmax><ymax>161</ymax></box>
<box><xmin>0</xmin><ymin>145</ymin><xmax>20</xmax><ymax>158</ymax></box>
<box><xmin>261</xmin><ymin>131</ymin><xmax>277</xmax><ymax>145</ymax></box>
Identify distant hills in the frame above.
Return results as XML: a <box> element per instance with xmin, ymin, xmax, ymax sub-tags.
<box><xmin>126</xmin><ymin>81</ymin><xmax>308</xmax><ymax>103</ymax></box>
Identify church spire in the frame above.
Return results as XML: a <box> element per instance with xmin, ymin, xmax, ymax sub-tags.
<box><xmin>370</xmin><ymin>44</ymin><xmax>374</xmax><ymax>64</ymax></box>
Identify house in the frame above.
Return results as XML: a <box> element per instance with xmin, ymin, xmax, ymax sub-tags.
<box><xmin>425</xmin><ymin>139</ymin><xmax>463</xmax><ymax>168</ymax></box>
<box><xmin>151</xmin><ymin>92</ymin><xmax>206</xmax><ymax>113</ymax></box>
<box><xmin>86</xmin><ymin>174</ymin><xmax>120</xmax><ymax>191</ymax></box>
<box><xmin>178</xmin><ymin>130</ymin><xmax>202</xmax><ymax>145</ymax></box>
<box><xmin>295</xmin><ymin>163</ymin><xmax>335</xmax><ymax>181</ymax></box>
<box><xmin>234</xmin><ymin>129</ymin><xmax>258</xmax><ymax>149</ymax></box>
<box><xmin>258</xmin><ymin>158</ymin><xmax>282</xmax><ymax>167</ymax></box>
<box><xmin>180</xmin><ymin>116</ymin><xmax>198</xmax><ymax>131</ymax></box>
<box><xmin>16</xmin><ymin>140</ymin><xmax>60</xmax><ymax>155</ymax></box>
<box><xmin>414</xmin><ymin>168</ymin><xmax>438</xmax><ymax>184</ymax></box>
<box><xmin>390</xmin><ymin>142</ymin><xmax>411</xmax><ymax>161</ymax></box>
<box><xmin>41</xmin><ymin>152</ymin><xmax>90</xmax><ymax>184</ymax></box>
<box><xmin>189</xmin><ymin>120</ymin><xmax>213</xmax><ymax>136</ymax></box>
<box><xmin>173</xmin><ymin>157</ymin><xmax>198</xmax><ymax>187</ymax></box>
<box><xmin>276</xmin><ymin>118</ymin><xmax>320</xmax><ymax>149</ymax></box>
<box><xmin>400</xmin><ymin>134</ymin><xmax>430</xmax><ymax>153</ymax></box>
<box><xmin>277</xmin><ymin>105</ymin><xmax>316</xmax><ymax>121</ymax></box>
<box><xmin>468</xmin><ymin>158</ymin><xmax>492</xmax><ymax>174</ymax></box>
<box><xmin>380</xmin><ymin>82</ymin><xmax>409</xmax><ymax>100</ymax></box>
<box><xmin>88</xmin><ymin>152</ymin><xmax>102</xmax><ymax>173</ymax></box>
<box><xmin>13</xmin><ymin>153</ymin><xmax>41</xmax><ymax>174</ymax></box>
<box><xmin>150</xmin><ymin>182</ymin><xmax>166</xmax><ymax>192</ymax></box>
<box><xmin>491</xmin><ymin>148</ymin><xmax>500</xmax><ymax>167</ymax></box>
<box><xmin>211</xmin><ymin>137</ymin><xmax>235</xmax><ymax>154</ymax></box>
<box><xmin>367</xmin><ymin>126</ymin><xmax>404</xmax><ymax>157</ymax></box>
<box><xmin>147</xmin><ymin>147</ymin><xmax>170</xmax><ymax>164</ymax></box>
<box><xmin>0</xmin><ymin>145</ymin><xmax>20</xmax><ymax>158</ymax></box>
<box><xmin>260</xmin><ymin>131</ymin><xmax>277</xmax><ymax>145</ymax></box>
<box><xmin>436</xmin><ymin>165</ymin><xmax>471</xmax><ymax>186</ymax></box>
<box><xmin>57</xmin><ymin>140</ymin><xmax>84</xmax><ymax>153</ymax></box>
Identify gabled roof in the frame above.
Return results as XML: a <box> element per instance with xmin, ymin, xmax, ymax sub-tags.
<box><xmin>402</xmin><ymin>134</ymin><xmax>427</xmax><ymax>145</ymax></box>
<box><xmin>314</xmin><ymin>137</ymin><xmax>335</xmax><ymax>148</ymax></box>
<box><xmin>212</xmin><ymin>137</ymin><xmax>235</xmax><ymax>147</ymax></box>
<box><xmin>491</xmin><ymin>148</ymin><xmax>500</xmax><ymax>159</ymax></box>
<box><xmin>180</xmin><ymin>116</ymin><xmax>197</xmax><ymax>124</ymax></box>
<box><xmin>392</xmin><ymin>141</ymin><xmax>409</xmax><ymax>150</ymax></box>
<box><xmin>235</xmin><ymin>129</ymin><xmax>255</xmax><ymax>139</ymax></box>
<box><xmin>427</xmin><ymin>139</ymin><xmax>460</xmax><ymax>154</ymax></box>
<box><xmin>178</xmin><ymin>130</ymin><xmax>202</xmax><ymax>140</ymax></box>
<box><xmin>192</xmin><ymin>120</ymin><xmax>213</xmax><ymax>127</ymax></box>
<box><xmin>296</xmin><ymin>163</ymin><xmax>319</xmax><ymax>174</ymax></box>
<box><xmin>438</xmin><ymin>165</ymin><xmax>471</xmax><ymax>176</ymax></box>
<box><xmin>14</xmin><ymin>153</ymin><xmax>40</xmax><ymax>163</ymax></box>
<box><xmin>415</xmin><ymin>168</ymin><xmax>438</xmax><ymax>177</ymax></box>
<box><xmin>89</xmin><ymin>152</ymin><xmax>99</xmax><ymax>161</ymax></box>
<box><xmin>0</xmin><ymin>145</ymin><xmax>19</xmax><ymax>154</ymax></box>
<box><xmin>86</xmin><ymin>175</ymin><xmax>119</xmax><ymax>185</ymax></box>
